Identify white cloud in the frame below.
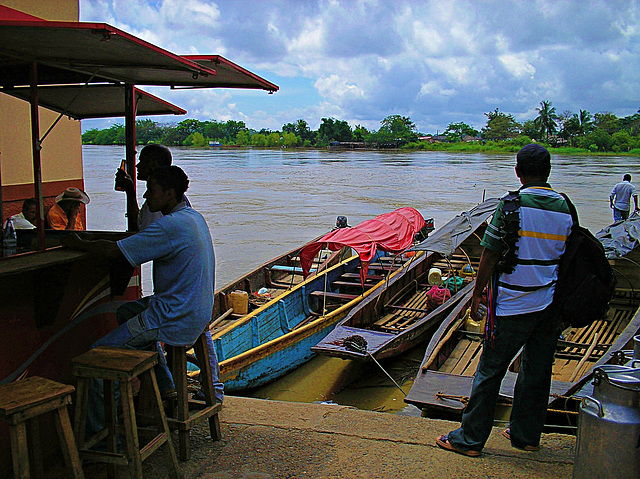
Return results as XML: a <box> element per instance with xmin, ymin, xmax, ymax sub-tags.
<box><xmin>499</xmin><ymin>53</ymin><xmax>536</xmax><ymax>78</ymax></box>
<box><xmin>314</xmin><ymin>75</ymin><xmax>367</xmax><ymax>103</ymax></box>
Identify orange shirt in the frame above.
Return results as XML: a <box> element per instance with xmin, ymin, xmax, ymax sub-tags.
<box><xmin>47</xmin><ymin>203</ymin><xmax>85</xmax><ymax>230</ymax></box>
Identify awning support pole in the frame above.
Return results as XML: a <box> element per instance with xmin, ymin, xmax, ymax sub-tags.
<box><xmin>30</xmin><ymin>61</ymin><xmax>45</xmax><ymax>250</ymax></box>
<box><xmin>124</xmin><ymin>84</ymin><xmax>137</xmax><ymax>232</ymax></box>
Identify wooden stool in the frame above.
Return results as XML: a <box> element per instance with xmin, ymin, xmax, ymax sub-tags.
<box><xmin>0</xmin><ymin>376</ymin><xmax>83</xmax><ymax>479</ymax></box>
<box><xmin>71</xmin><ymin>347</ymin><xmax>181</xmax><ymax>479</ymax></box>
<box><xmin>165</xmin><ymin>332</ymin><xmax>222</xmax><ymax>461</ymax></box>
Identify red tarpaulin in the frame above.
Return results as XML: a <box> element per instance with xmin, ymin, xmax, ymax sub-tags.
<box><xmin>299</xmin><ymin>207</ymin><xmax>427</xmax><ymax>282</ymax></box>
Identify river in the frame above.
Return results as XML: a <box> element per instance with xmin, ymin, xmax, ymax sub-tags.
<box><xmin>84</xmin><ymin>145</ymin><xmax>630</xmax><ymax>289</ymax></box>
<box><xmin>83</xmin><ymin>145</ymin><xmax>635</xmax><ymax>415</ymax></box>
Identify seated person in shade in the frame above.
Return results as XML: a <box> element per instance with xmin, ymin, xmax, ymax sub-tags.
<box><xmin>9</xmin><ymin>198</ymin><xmax>37</xmax><ymax>229</ymax></box>
<box><xmin>47</xmin><ymin>187</ymin><xmax>90</xmax><ymax>230</ymax></box>
<box><xmin>62</xmin><ymin>166</ymin><xmax>218</xmax><ymax>439</ymax></box>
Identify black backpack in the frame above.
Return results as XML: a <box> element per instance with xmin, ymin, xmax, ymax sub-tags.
<box><xmin>553</xmin><ymin>194</ymin><xmax>616</xmax><ymax>328</ymax></box>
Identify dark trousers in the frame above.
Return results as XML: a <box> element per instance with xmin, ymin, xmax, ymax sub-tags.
<box><xmin>448</xmin><ymin>306</ymin><xmax>561</xmax><ymax>451</ymax></box>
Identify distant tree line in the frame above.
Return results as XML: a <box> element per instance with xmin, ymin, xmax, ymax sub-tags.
<box><xmin>81</xmin><ymin>101</ymin><xmax>640</xmax><ymax>154</ymax></box>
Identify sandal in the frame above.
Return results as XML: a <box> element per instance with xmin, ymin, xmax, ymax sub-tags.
<box><xmin>502</xmin><ymin>429</ymin><xmax>540</xmax><ymax>451</ymax></box>
<box><xmin>436</xmin><ymin>434</ymin><xmax>481</xmax><ymax>457</ymax></box>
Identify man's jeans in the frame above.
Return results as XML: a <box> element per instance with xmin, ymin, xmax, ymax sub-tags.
<box><xmin>448</xmin><ymin>306</ymin><xmax>560</xmax><ymax>451</ymax></box>
<box><xmin>613</xmin><ymin>207</ymin><xmax>630</xmax><ymax>222</ymax></box>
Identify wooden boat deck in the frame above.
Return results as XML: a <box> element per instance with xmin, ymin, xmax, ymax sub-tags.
<box><xmin>372</xmin><ymin>253</ymin><xmax>478</xmax><ymax>335</ymax></box>
<box><xmin>406</xmin><ymin>287</ymin><xmax>640</xmax><ymax>420</ymax></box>
<box><xmin>552</xmin><ymin>290</ymin><xmax>638</xmax><ymax>382</ymax></box>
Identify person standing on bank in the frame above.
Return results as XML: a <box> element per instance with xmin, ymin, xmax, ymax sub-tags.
<box><xmin>609</xmin><ymin>174</ymin><xmax>638</xmax><ymax>222</ymax></box>
<box><xmin>436</xmin><ymin>144</ymin><xmax>573</xmax><ymax>457</ymax></box>
<box><xmin>115</xmin><ymin>146</ymin><xmax>223</xmax><ymax>403</ymax></box>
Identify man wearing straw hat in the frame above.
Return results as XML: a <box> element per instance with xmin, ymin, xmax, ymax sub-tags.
<box><xmin>47</xmin><ymin>187</ymin><xmax>90</xmax><ymax>230</ymax></box>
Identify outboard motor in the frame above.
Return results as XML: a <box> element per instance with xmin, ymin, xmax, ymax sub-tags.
<box><xmin>335</xmin><ymin>216</ymin><xmax>350</xmax><ymax>228</ymax></box>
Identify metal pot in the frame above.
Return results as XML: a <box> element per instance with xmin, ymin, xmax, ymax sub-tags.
<box><xmin>573</xmin><ymin>367</ymin><xmax>640</xmax><ymax>479</ymax></box>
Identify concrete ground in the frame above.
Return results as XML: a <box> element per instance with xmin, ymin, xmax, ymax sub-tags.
<box><xmin>110</xmin><ymin>396</ymin><xmax>577</xmax><ymax>479</ymax></box>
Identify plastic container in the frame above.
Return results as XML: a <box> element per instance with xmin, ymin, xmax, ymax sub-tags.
<box><xmin>228</xmin><ymin>290</ymin><xmax>249</xmax><ymax>315</ymax></box>
<box><xmin>428</xmin><ymin>267</ymin><xmax>443</xmax><ymax>285</ymax></box>
<box><xmin>2</xmin><ymin>218</ymin><xmax>17</xmax><ymax>257</ymax></box>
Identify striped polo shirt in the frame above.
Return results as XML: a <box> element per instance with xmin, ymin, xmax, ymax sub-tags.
<box><xmin>481</xmin><ymin>183</ymin><xmax>573</xmax><ymax>316</ymax></box>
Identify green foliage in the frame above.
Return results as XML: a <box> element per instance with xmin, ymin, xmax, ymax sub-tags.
<box><xmin>482</xmin><ymin>109</ymin><xmax>520</xmax><ymax>141</ymax></box>
<box><xmin>184</xmin><ymin>132</ymin><xmax>207</xmax><ymax>147</ymax></box>
<box><xmin>443</xmin><ymin>122</ymin><xmax>479</xmax><ymax>141</ymax></box>
<box><xmin>235</xmin><ymin>130</ymin><xmax>251</xmax><ymax>146</ymax></box>
<box><xmin>251</xmin><ymin>133</ymin><xmax>266</xmax><ymax>147</ymax></box>
<box><xmin>282</xmin><ymin>132</ymin><xmax>300</xmax><ymax>147</ymax></box>
<box><xmin>81</xmin><ymin>105</ymin><xmax>640</xmax><ymax>155</ymax></box>
<box><xmin>317</xmin><ymin>117</ymin><xmax>353</xmax><ymax>145</ymax></box>
<box><xmin>265</xmin><ymin>132</ymin><xmax>282</xmax><ymax>147</ymax></box>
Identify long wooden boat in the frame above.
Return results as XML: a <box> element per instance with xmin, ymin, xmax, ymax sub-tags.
<box><xmin>405</xmin><ymin>249</ymin><xmax>640</xmax><ymax>427</ymax></box>
<box><xmin>311</xmin><ymin>199</ymin><xmax>499</xmax><ymax>362</ymax></box>
<box><xmin>209</xmin><ymin>208</ymin><xmax>429</xmax><ymax>391</ymax></box>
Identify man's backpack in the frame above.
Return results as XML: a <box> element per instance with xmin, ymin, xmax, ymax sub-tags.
<box><xmin>553</xmin><ymin>194</ymin><xmax>616</xmax><ymax>328</ymax></box>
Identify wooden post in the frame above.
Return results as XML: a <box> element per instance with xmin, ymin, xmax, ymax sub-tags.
<box><xmin>124</xmin><ymin>85</ymin><xmax>137</xmax><ymax>232</ymax></box>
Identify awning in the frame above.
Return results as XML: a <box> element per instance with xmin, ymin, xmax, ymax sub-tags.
<box><xmin>1</xmin><ymin>84</ymin><xmax>186</xmax><ymax>119</ymax></box>
<box><xmin>299</xmin><ymin>207</ymin><xmax>427</xmax><ymax>282</ymax></box>
<box><xmin>410</xmin><ymin>198</ymin><xmax>500</xmax><ymax>255</ymax></box>
<box><xmin>0</xmin><ymin>20</ymin><xmax>278</xmax><ymax>91</ymax></box>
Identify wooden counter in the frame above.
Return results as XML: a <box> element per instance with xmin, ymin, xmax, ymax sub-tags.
<box><xmin>0</xmin><ymin>235</ymin><xmax>140</xmax><ymax>474</ymax></box>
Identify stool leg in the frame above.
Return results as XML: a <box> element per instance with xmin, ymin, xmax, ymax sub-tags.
<box><xmin>141</xmin><ymin>369</ymin><xmax>181</xmax><ymax>479</ymax></box>
<box><xmin>171</xmin><ymin>347</ymin><xmax>191</xmax><ymax>461</ymax></box>
<box><xmin>27</xmin><ymin>417</ymin><xmax>44</xmax><ymax>478</ymax></box>
<box><xmin>9</xmin><ymin>421</ymin><xmax>30</xmax><ymax>479</ymax></box>
<box><xmin>104</xmin><ymin>380</ymin><xmax>118</xmax><ymax>479</ymax></box>
<box><xmin>120</xmin><ymin>379</ymin><xmax>143</xmax><ymax>479</ymax></box>
<box><xmin>53</xmin><ymin>406</ymin><xmax>85</xmax><ymax>479</ymax></box>
<box><xmin>73</xmin><ymin>377</ymin><xmax>90</xmax><ymax>451</ymax></box>
<box><xmin>194</xmin><ymin>335</ymin><xmax>222</xmax><ymax>441</ymax></box>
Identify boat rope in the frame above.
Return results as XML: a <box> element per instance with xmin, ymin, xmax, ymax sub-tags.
<box><xmin>343</xmin><ymin>334</ymin><xmax>407</xmax><ymax>396</ymax></box>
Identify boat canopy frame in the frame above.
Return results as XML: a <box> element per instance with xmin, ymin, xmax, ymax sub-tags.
<box><xmin>0</xmin><ymin>17</ymin><xmax>279</xmax><ymax>244</ymax></box>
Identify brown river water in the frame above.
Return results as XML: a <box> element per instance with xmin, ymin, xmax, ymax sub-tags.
<box><xmin>83</xmin><ymin>145</ymin><xmax>637</xmax><ymax>415</ymax></box>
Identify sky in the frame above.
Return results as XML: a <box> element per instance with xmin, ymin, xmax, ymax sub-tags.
<box><xmin>79</xmin><ymin>0</ymin><xmax>640</xmax><ymax>135</ymax></box>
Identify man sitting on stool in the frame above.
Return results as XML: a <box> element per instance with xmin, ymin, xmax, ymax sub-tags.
<box><xmin>62</xmin><ymin>166</ymin><xmax>217</xmax><ymax>438</ymax></box>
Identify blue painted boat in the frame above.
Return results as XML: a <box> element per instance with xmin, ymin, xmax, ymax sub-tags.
<box><xmin>211</xmin><ymin>208</ymin><xmax>429</xmax><ymax>391</ymax></box>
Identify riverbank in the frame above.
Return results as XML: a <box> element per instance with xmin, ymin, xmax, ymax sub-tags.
<box><xmin>79</xmin><ymin>396</ymin><xmax>575</xmax><ymax>478</ymax></box>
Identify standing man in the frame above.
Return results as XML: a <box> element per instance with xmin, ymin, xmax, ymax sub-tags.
<box><xmin>436</xmin><ymin>144</ymin><xmax>573</xmax><ymax>456</ymax></box>
<box><xmin>116</xmin><ymin>143</ymin><xmax>173</xmax><ymax>231</ymax></box>
<box><xmin>63</xmin><ymin>166</ymin><xmax>218</xmax><ymax>436</ymax></box>
<box><xmin>609</xmin><ymin>174</ymin><xmax>638</xmax><ymax>222</ymax></box>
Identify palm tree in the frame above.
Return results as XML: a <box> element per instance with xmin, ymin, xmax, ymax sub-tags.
<box><xmin>576</xmin><ymin>109</ymin><xmax>593</xmax><ymax>136</ymax></box>
<box><xmin>534</xmin><ymin>100</ymin><xmax>559</xmax><ymax>142</ymax></box>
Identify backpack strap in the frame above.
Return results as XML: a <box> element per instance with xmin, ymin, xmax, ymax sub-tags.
<box><xmin>560</xmin><ymin>192</ymin><xmax>579</xmax><ymax>227</ymax></box>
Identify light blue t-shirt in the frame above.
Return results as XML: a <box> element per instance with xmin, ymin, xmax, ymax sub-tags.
<box><xmin>117</xmin><ymin>203</ymin><xmax>215</xmax><ymax>347</ymax></box>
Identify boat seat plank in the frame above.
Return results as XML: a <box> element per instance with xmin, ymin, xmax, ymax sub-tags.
<box><xmin>341</xmin><ymin>273</ymin><xmax>385</xmax><ymax>282</ymax></box>
<box><xmin>331</xmin><ymin>281</ymin><xmax>374</xmax><ymax>289</ymax></box>
<box><xmin>309</xmin><ymin>291</ymin><xmax>358</xmax><ymax>301</ymax></box>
